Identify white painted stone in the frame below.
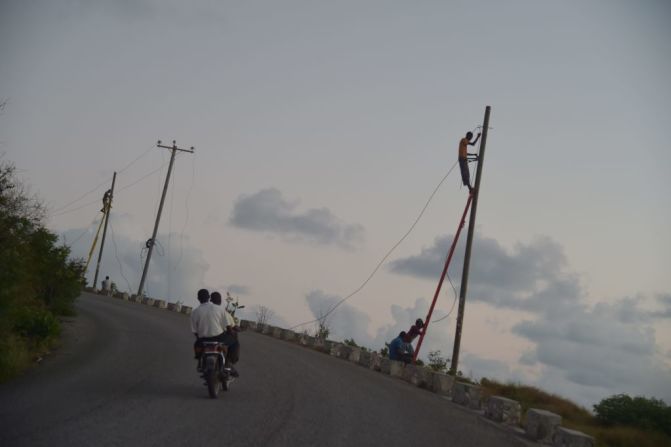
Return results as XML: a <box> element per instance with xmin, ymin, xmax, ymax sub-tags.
<box><xmin>526</xmin><ymin>408</ymin><xmax>561</xmax><ymax>443</ymax></box>
<box><xmin>452</xmin><ymin>382</ymin><xmax>482</xmax><ymax>410</ymax></box>
<box><xmin>552</xmin><ymin>427</ymin><xmax>594</xmax><ymax>447</ymax></box>
<box><xmin>484</xmin><ymin>396</ymin><xmax>521</xmax><ymax>425</ymax></box>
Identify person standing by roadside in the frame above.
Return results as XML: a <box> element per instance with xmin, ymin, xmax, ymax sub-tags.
<box><xmin>101</xmin><ymin>276</ymin><xmax>112</xmax><ymax>296</ymax></box>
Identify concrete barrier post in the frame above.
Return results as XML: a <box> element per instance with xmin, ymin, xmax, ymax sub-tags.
<box><xmin>281</xmin><ymin>329</ymin><xmax>295</xmax><ymax>341</ymax></box>
<box><xmin>430</xmin><ymin>372</ymin><xmax>454</xmax><ymax>396</ymax></box>
<box><xmin>272</xmin><ymin>327</ymin><xmax>283</xmax><ymax>338</ymax></box>
<box><xmin>370</xmin><ymin>352</ymin><xmax>382</xmax><ymax>371</ymax></box>
<box><xmin>180</xmin><ymin>306</ymin><xmax>192</xmax><ymax>315</ymax></box>
<box><xmin>153</xmin><ymin>299</ymin><xmax>167</xmax><ymax>309</ymax></box>
<box><xmin>452</xmin><ymin>382</ymin><xmax>482</xmax><ymax>410</ymax></box>
<box><xmin>142</xmin><ymin>297</ymin><xmax>155</xmax><ymax>306</ymax></box>
<box><xmin>484</xmin><ymin>396</ymin><xmax>521</xmax><ymax>425</ymax></box>
<box><xmin>357</xmin><ymin>350</ymin><xmax>371</xmax><ymax>368</ymax></box>
<box><xmin>348</xmin><ymin>347</ymin><xmax>361</xmax><ymax>363</ymax></box>
<box><xmin>167</xmin><ymin>302</ymin><xmax>182</xmax><ymax>312</ymax></box>
<box><xmin>389</xmin><ymin>360</ymin><xmax>405</xmax><ymax>378</ymax></box>
<box><xmin>525</xmin><ymin>409</ymin><xmax>561</xmax><ymax>443</ymax></box>
<box><xmin>379</xmin><ymin>357</ymin><xmax>391</xmax><ymax>375</ymax></box>
<box><xmin>299</xmin><ymin>334</ymin><xmax>315</xmax><ymax>346</ymax></box>
<box><xmin>402</xmin><ymin>365</ymin><xmax>430</xmax><ymax>388</ymax></box>
<box><xmin>552</xmin><ymin>427</ymin><xmax>594</xmax><ymax>447</ymax></box>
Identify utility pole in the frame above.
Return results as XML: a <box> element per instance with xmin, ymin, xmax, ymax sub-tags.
<box><xmin>92</xmin><ymin>172</ymin><xmax>116</xmax><ymax>289</ymax></box>
<box><xmin>450</xmin><ymin>106</ymin><xmax>491</xmax><ymax>375</ymax></box>
<box><xmin>136</xmin><ymin>140</ymin><xmax>194</xmax><ymax>298</ymax></box>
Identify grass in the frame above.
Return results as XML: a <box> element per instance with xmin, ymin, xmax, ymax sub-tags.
<box><xmin>479</xmin><ymin>378</ymin><xmax>671</xmax><ymax>447</ymax></box>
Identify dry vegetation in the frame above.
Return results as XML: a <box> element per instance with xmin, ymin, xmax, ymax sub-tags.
<box><xmin>480</xmin><ymin>378</ymin><xmax>671</xmax><ymax>447</ymax></box>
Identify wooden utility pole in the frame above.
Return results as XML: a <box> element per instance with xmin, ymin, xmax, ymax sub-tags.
<box><xmin>136</xmin><ymin>140</ymin><xmax>194</xmax><ymax>298</ymax></box>
<box><xmin>450</xmin><ymin>106</ymin><xmax>491</xmax><ymax>374</ymax></box>
<box><xmin>92</xmin><ymin>172</ymin><xmax>116</xmax><ymax>289</ymax></box>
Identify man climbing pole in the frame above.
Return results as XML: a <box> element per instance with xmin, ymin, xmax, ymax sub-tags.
<box><xmin>101</xmin><ymin>189</ymin><xmax>112</xmax><ymax>212</ymax></box>
<box><xmin>458</xmin><ymin>131</ymin><xmax>481</xmax><ymax>192</ymax></box>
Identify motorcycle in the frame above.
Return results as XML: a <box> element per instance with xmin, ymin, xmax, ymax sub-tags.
<box><xmin>197</xmin><ymin>341</ymin><xmax>233</xmax><ymax>398</ymax></box>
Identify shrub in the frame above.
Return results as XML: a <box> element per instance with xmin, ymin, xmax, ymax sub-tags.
<box><xmin>594</xmin><ymin>394</ymin><xmax>671</xmax><ymax>436</ymax></box>
<box><xmin>14</xmin><ymin>307</ymin><xmax>61</xmax><ymax>341</ymax></box>
<box><xmin>427</xmin><ymin>350</ymin><xmax>448</xmax><ymax>372</ymax></box>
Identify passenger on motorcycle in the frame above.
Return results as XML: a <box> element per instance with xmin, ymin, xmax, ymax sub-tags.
<box><xmin>210</xmin><ymin>291</ymin><xmax>240</xmax><ymax>368</ymax></box>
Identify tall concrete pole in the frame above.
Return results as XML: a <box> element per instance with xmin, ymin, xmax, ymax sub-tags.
<box><xmin>92</xmin><ymin>171</ymin><xmax>116</xmax><ymax>289</ymax></box>
<box><xmin>450</xmin><ymin>106</ymin><xmax>491</xmax><ymax>374</ymax></box>
<box><xmin>136</xmin><ymin>140</ymin><xmax>194</xmax><ymax>297</ymax></box>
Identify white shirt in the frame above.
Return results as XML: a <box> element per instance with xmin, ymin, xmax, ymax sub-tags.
<box><xmin>190</xmin><ymin>302</ymin><xmax>235</xmax><ymax>338</ymax></box>
<box><xmin>102</xmin><ymin>279</ymin><xmax>110</xmax><ymax>290</ymax></box>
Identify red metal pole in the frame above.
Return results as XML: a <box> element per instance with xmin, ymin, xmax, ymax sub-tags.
<box><xmin>413</xmin><ymin>192</ymin><xmax>473</xmax><ymax>362</ymax></box>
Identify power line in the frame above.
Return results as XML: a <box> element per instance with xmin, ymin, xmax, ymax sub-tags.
<box><xmin>289</xmin><ymin>161</ymin><xmax>459</xmax><ymax>331</ymax></box>
<box><xmin>51</xmin><ymin>178</ymin><xmax>111</xmax><ymax>214</ymax></box>
<box><xmin>51</xmin><ymin>160</ymin><xmax>169</xmax><ymax>218</ymax></box>
<box><xmin>51</xmin><ymin>145</ymin><xmax>153</xmax><ymax>214</ymax></box>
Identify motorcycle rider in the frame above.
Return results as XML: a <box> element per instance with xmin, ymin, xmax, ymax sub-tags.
<box><xmin>210</xmin><ymin>291</ymin><xmax>241</xmax><ymax>370</ymax></box>
<box><xmin>190</xmin><ymin>288</ymin><xmax>239</xmax><ymax>376</ymax></box>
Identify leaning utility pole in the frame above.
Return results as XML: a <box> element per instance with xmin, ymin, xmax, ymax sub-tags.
<box><xmin>92</xmin><ymin>172</ymin><xmax>116</xmax><ymax>289</ymax></box>
<box><xmin>450</xmin><ymin>106</ymin><xmax>491</xmax><ymax>374</ymax></box>
<box><xmin>136</xmin><ymin>140</ymin><xmax>194</xmax><ymax>298</ymax></box>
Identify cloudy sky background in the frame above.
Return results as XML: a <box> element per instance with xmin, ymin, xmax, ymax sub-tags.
<box><xmin>1</xmin><ymin>0</ymin><xmax>670</xmax><ymax>408</ymax></box>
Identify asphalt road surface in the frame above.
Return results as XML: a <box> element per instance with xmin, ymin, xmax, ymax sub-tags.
<box><xmin>0</xmin><ymin>292</ymin><xmax>530</xmax><ymax>447</ymax></box>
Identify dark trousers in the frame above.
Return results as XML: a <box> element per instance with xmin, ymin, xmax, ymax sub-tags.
<box><xmin>459</xmin><ymin>158</ymin><xmax>471</xmax><ymax>188</ymax></box>
<box><xmin>195</xmin><ymin>331</ymin><xmax>240</xmax><ymax>365</ymax></box>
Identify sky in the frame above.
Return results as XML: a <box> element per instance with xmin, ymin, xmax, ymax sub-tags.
<box><xmin>1</xmin><ymin>0</ymin><xmax>670</xmax><ymax>408</ymax></box>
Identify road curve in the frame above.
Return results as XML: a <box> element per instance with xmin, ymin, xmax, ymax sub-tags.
<box><xmin>0</xmin><ymin>292</ymin><xmax>527</xmax><ymax>447</ymax></box>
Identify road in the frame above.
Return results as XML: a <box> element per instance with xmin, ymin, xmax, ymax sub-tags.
<box><xmin>0</xmin><ymin>292</ymin><xmax>529</xmax><ymax>447</ymax></box>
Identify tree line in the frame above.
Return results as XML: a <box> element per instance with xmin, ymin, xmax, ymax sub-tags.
<box><xmin>0</xmin><ymin>159</ymin><xmax>85</xmax><ymax>381</ymax></box>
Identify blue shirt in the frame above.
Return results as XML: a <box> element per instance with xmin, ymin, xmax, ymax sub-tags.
<box><xmin>389</xmin><ymin>336</ymin><xmax>405</xmax><ymax>360</ymax></box>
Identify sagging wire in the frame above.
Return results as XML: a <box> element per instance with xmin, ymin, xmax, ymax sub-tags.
<box><xmin>431</xmin><ymin>273</ymin><xmax>459</xmax><ymax>323</ymax></box>
<box><xmin>289</xmin><ymin>160</ymin><xmax>460</xmax><ymax>331</ymax></box>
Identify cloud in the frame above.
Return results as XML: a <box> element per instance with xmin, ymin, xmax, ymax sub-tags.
<box><xmin>388</xmin><ymin>233</ymin><xmax>577</xmax><ymax>312</ymax></box>
<box><xmin>229</xmin><ymin>188</ymin><xmax>364</xmax><ymax>249</ymax></box>
<box><xmin>651</xmin><ymin>293</ymin><xmax>671</xmax><ymax>319</ymax></box>
<box><xmin>226</xmin><ymin>284</ymin><xmax>250</xmax><ymax>296</ymax></box>
<box><xmin>389</xmin><ymin>231</ymin><xmax>671</xmax><ymax>406</ymax></box>
<box><xmin>60</xmin><ymin>214</ymin><xmax>209</xmax><ymax>306</ymax></box>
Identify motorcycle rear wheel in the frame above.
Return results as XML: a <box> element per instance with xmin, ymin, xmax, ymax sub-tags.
<box><xmin>206</xmin><ymin>369</ymin><xmax>221</xmax><ymax>398</ymax></box>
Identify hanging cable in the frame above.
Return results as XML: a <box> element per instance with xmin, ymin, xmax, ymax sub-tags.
<box><xmin>431</xmin><ymin>273</ymin><xmax>458</xmax><ymax>323</ymax></box>
<box><xmin>289</xmin><ymin>161</ymin><xmax>459</xmax><ymax>330</ymax></box>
